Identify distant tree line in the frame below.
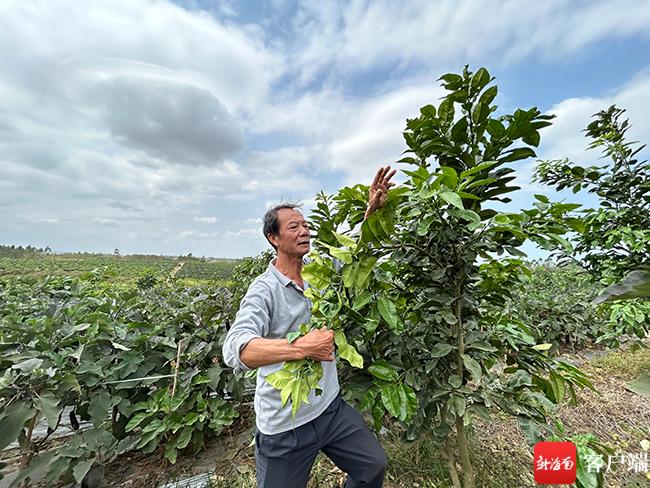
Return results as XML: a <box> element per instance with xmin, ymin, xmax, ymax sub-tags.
<box><xmin>0</xmin><ymin>244</ymin><xmax>52</xmax><ymax>257</ymax></box>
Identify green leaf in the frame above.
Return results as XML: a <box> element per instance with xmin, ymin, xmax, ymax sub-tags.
<box><xmin>420</xmin><ymin>104</ymin><xmax>436</xmax><ymax>117</ymax></box>
<box><xmin>88</xmin><ymin>392</ymin><xmax>112</xmax><ymax>427</ymax></box>
<box><xmin>460</xmin><ymin>160</ymin><xmax>499</xmax><ymax>178</ymax></box>
<box><xmin>487</xmin><ymin>119</ymin><xmax>505</xmax><ymax>137</ymax></box>
<box><xmin>334</xmin><ymin>331</ymin><xmax>363</xmax><ymax>368</ymax></box>
<box><xmin>266</xmin><ymin>368</ymin><xmax>298</xmax><ymax>391</ymax></box>
<box><xmin>470</xmin><ymin>404</ymin><xmax>492</xmax><ymax>422</ymax></box>
<box><xmin>470</xmin><ymin>67</ymin><xmax>491</xmax><ymax>94</ymax></box>
<box><xmin>438</xmin><ymin>98</ymin><xmax>455</xmax><ymax>126</ymax></box>
<box><xmin>450</xmin><ymin>208</ymin><xmax>481</xmax><ymax>230</ymax></box>
<box><xmin>165</xmin><ymin>444</ymin><xmax>178</xmax><ymax>464</ymax></box>
<box><xmin>368</xmin><ymin>361</ymin><xmax>399</xmax><ymax>382</ymax></box>
<box><xmin>448</xmin><ymin>374</ymin><xmax>462</xmax><ymax>388</ymax></box>
<box><xmin>280</xmin><ymin>384</ymin><xmax>291</xmax><ymax>407</ymax></box>
<box><xmin>377</xmin><ymin>296</ymin><xmax>401</xmax><ymax>332</ymax></box>
<box><xmin>397</xmin><ymin>384</ymin><xmax>418</xmax><ymax>422</ymax></box>
<box><xmin>380</xmin><ymin>384</ymin><xmax>401</xmax><ymax>419</ymax></box>
<box><xmin>175</xmin><ymin>426</ymin><xmax>193</xmax><ymax>450</ymax></box>
<box><xmin>565</xmin><ymin>218</ymin><xmax>586</xmax><ymax>233</ymax></box>
<box><xmin>518</xmin><ymin>416</ymin><xmax>542</xmax><ymax>447</ymax></box>
<box><xmin>34</xmin><ymin>392</ymin><xmax>61</xmax><ymax>431</ymax></box>
<box><xmin>465</xmin><ymin>177</ymin><xmax>498</xmax><ymax>189</ymax></box>
<box><xmin>508</xmin><ymin>370</ymin><xmax>533</xmax><ymax>388</ymax></box>
<box><xmin>417</xmin><ymin>215</ymin><xmax>435</xmax><ymax>236</ymax></box>
<box><xmin>438</xmin><ymin>73</ymin><xmax>462</xmax><ymax>87</ymax></box>
<box><xmin>450</xmin><ymin>394</ymin><xmax>466</xmax><ymax>417</ymax></box>
<box><xmin>206</xmin><ymin>364</ymin><xmax>223</xmax><ymax>387</ymax></box>
<box><xmin>478</xmin><ymin>85</ymin><xmax>498</xmax><ymax>107</ymax></box>
<box><xmin>333</xmin><ymin>232</ymin><xmax>357</xmax><ymax>248</ymax></box>
<box><xmin>549</xmin><ymin>370</ymin><xmax>565</xmax><ymax>404</ymax></box>
<box><xmin>328</xmin><ymin>247</ymin><xmax>353</xmax><ymax>264</ymax></box>
<box><xmin>13</xmin><ymin>358</ymin><xmax>43</xmax><ymax>371</ymax></box>
<box><xmin>342</xmin><ymin>262</ymin><xmax>358</xmax><ymax>288</ymax></box>
<box><xmin>360</xmin><ymin>388</ymin><xmax>378</xmax><ymax>412</ymax></box>
<box><xmin>430</xmin><ymin>343</ymin><xmax>454</xmax><ymax>358</ymax></box>
<box><xmin>576</xmin><ymin>452</ymin><xmax>605</xmax><ymax>488</ymax></box>
<box><xmin>626</xmin><ymin>373</ymin><xmax>650</xmax><ymax>399</ymax></box>
<box><xmin>451</xmin><ymin>118</ymin><xmax>469</xmax><ymax>143</ymax></box>
<box><xmin>354</xmin><ymin>256</ymin><xmax>378</xmax><ymax>290</ymax></box>
<box><xmin>352</xmin><ymin>290</ymin><xmax>373</xmax><ymax>310</ymax></box>
<box><xmin>469</xmin><ymin>341</ymin><xmax>497</xmax><ymax>353</ymax></box>
<box><xmin>125</xmin><ymin>412</ymin><xmax>149</xmax><ymax>432</ymax></box>
<box><xmin>286</xmin><ymin>330</ymin><xmax>301</xmax><ymax>343</ymax></box>
<box><xmin>377</xmin><ymin>210</ymin><xmax>395</xmax><ymax>238</ymax></box>
<box><xmin>302</xmin><ymin>260</ymin><xmax>333</xmax><ymax>289</ymax></box>
<box><xmin>59</xmin><ymin>374</ymin><xmax>82</xmax><ymax>395</ymax></box>
<box><xmin>319</xmin><ymin>290</ymin><xmax>342</xmax><ymax>319</ymax></box>
<box><xmin>0</xmin><ymin>401</ymin><xmax>35</xmax><ymax>451</ymax></box>
<box><xmin>592</xmin><ymin>270</ymin><xmax>650</xmax><ymax>304</ymax></box>
<box><xmin>111</xmin><ymin>341</ymin><xmax>131</xmax><ymax>351</ymax></box>
<box><xmin>439</xmin><ymin>191</ymin><xmax>464</xmax><ymax>209</ymax></box>
<box><xmin>290</xmin><ymin>378</ymin><xmax>311</xmax><ymax>418</ymax></box>
<box><xmin>461</xmin><ymin>354</ymin><xmax>482</xmax><ymax>383</ymax></box>
<box><xmin>522</xmin><ymin>130</ymin><xmax>540</xmax><ymax>147</ymax></box>
<box><xmin>499</xmin><ymin>147</ymin><xmax>536</xmax><ymax>163</ymax></box>
<box><xmin>72</xmin><ymin>459</ymin><xmax>95</xmax><ymax>484</ymax></box>
<box><xmin>8</xmin><ymin>451</ymin><xmax>56</xmax><ymax>487</ymax></box>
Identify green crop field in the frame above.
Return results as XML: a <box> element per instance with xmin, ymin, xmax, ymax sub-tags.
<box><xmin>0</xmin><ymin>247</ymin><xmax>239</xmax><ymax>285</ymax></box>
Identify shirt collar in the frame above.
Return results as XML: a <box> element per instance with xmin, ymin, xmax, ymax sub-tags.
<box><xmin>267</xmin><ymin>257</ymin><xmax>310</xmax><ymax>290</ymax></box>
<box><xmin>268</xmin><ymin>258</ymin><xmax>292</xmax><ymax>287</ymax></box>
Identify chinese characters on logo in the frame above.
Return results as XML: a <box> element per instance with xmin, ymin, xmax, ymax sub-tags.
<box><xmin>534</xmin><ymin>441</ymin><xmax>650</xmax><ymax>484</ymax></box>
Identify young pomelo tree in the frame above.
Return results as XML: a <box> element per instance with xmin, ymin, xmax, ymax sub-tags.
<box><xmin>270</xmin><ymin>67</ymin><xmax>596</xmax><ymax>488</ymax></box>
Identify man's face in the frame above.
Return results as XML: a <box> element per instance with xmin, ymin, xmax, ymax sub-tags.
<box><xmin>270</xmin><ymin>208</ymin><xmax>311</xmax><ymax>257</ymax></box>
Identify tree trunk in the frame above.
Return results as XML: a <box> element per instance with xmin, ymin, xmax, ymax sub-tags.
<box><xmin>442</xmin><ymin>442</ymin><xmax>462</xmax><ymax>488</ymax></box>
<box><xmin>453</xmin><ymin>280</ymin><xmax>475</xmax><ymax>488</ymax></box>
<box><xmin>456</xmin><ymin>417</ymin><xmax>475</xmax><ymax>488</ymax></box>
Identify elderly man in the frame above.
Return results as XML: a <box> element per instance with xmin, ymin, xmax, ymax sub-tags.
<box><xmin>223</xmin><ymin>167</ymin><xmax>396</xmax><ymax>488</ymax></box>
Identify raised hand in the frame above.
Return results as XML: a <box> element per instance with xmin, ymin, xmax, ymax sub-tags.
<box><xmin>365</xmin><ymin>166</ymin><xmax>397</xmax><ymax>219</ymax></box>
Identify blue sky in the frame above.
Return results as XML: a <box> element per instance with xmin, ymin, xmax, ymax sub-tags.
<box><xmin>1</xmin><ymin>0</ymin><xmax>649</xmax><ymax>258</ymax></box>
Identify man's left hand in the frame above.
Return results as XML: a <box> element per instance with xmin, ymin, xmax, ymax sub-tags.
<box><xmin>365</xmin><ymin>166</ymin><xmax>396</xmax><ymax>219</ymax></box>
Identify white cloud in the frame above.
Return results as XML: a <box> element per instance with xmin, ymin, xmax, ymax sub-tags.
<box><xmin>92</xmin><ymin>217</ymin><xmax>119</xmax><ymax>226</ymax></box>
<box><xmin>0</xmin><ymin>0</ymin><xmax>282</xmax><ymax>200</ymax></box>
<box><xmin>178</xmin><ymin>230</ymin><xmax>219</xmax><ymax>240</ymax></box>
<box><xmin>34</xmin><ymin>218</ymin><xmax>60</xmax><ymax>225</ymax></box>
<box><xmin>327</xmin><ymin>80</ymin><xmax>446</xmax><ymax>185</ymax></box>
<box><xmin>194</xmin><ymin>216</ymin><xmax>219</xmax><ymax>224</ymax></box>
<box><xmin>250</xmin><ymin>87</ymin><xmax>351</xmax><ymax>139</ymax></box>
<box><xmin>290</xmin><ymin>0</ymin><xmax>650</xmax><ymax>83</ymax></box>
<box><xmin>224</xmin><ymin>228</ymin><xmax>260</xmax><ymax>238</ymax></box>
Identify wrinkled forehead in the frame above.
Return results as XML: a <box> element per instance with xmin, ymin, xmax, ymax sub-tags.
<box><xmin>277</xmin><ymin>208</ymin><xmax>305</xmax><ymax>226</ymax></box>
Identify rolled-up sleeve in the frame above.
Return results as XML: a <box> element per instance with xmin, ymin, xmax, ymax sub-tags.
<box><xmin>222</xmin><ymin>280</ymin><xmax>272</xmax><ymax>373</ymax></box>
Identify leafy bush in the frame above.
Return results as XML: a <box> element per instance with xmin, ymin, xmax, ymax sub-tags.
<box><xmin>535</xmin><ymin>106</ymin><xmax>650</xmax><ymax>346</ymax></box>
<box><xmin>506</xmin><ymin>263</ymin><xmax>607</xmax><ymax>352</ymax></box>
<box><xmin>0</xmin><ymin>271</ymin><xmax>244</xmax><ymax>486</ymax></box>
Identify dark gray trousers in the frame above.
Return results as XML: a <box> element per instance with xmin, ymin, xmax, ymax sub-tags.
<box><xmin>255</xmin><ymin>393</ymin><xmax>387</xmax><ymax>488</ymax></box>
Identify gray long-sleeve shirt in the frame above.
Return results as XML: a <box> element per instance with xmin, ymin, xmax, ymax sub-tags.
<box><xmin>222</xmin><ymin>259</ymin><xmax>340</xmax><ymax>435</ymax></box>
